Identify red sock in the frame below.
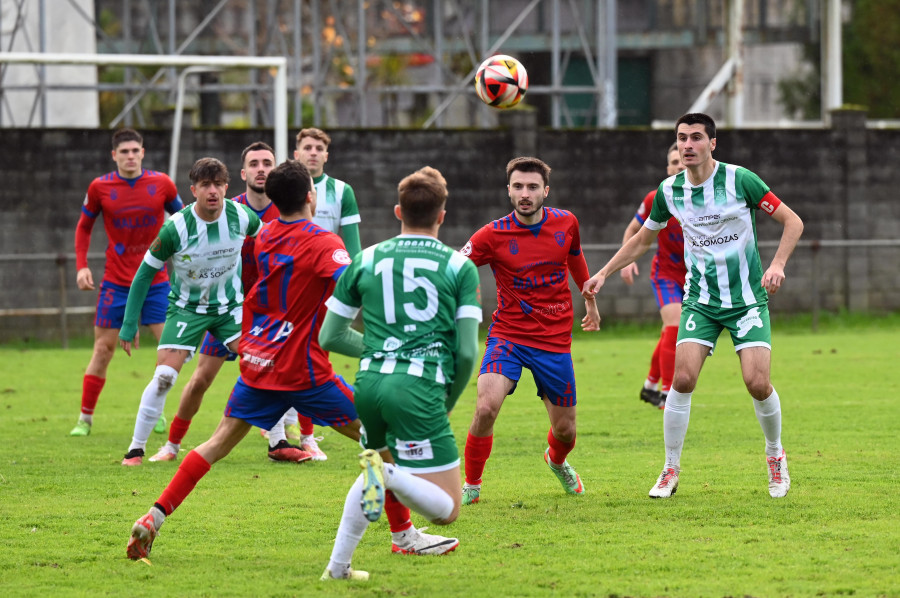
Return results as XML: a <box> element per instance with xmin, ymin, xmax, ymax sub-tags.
<box><xmin>80</xmin><ymin>375</ymin><xmax>105</xmax><ymax>415</ymax></box>
<box><xmin>156</xmin><ymin>450</ymin><xmax>211</xmax><ymax>516</ymax></box>
<box><xmin>464</xmin><ymin>432</ymin><xmax>493</xmax><ymax>485</ymax></box>
<box><xmin>659</xmin><ymin>326</ymin><xmax>678</xmax><ymax>393</ymax></box>
<box><xmin>547</xmin><ymin>428</ymin><xmax>576</xmax><ymax>465</ymax></box>
<box><xmin>168</xmin><ymin>416</ymin><xmax>192</xmax><ymax>445</ymax></box>
<box><xmin>384</xmin><ymin>490</ymin><xmax>413</xmax><ymax>533</ymax></box>
<box><xmin>299</xmin><ymin>415</ymin><xmax>314</xmax><ymax>436</ymax></box>
<box><xmin>647</xmin><ymin>336</ymin><xmax>662</xmax><ymax>385</ymax></box>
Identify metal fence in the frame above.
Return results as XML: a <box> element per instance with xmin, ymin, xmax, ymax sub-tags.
<box><xmin>2</xmin><ymin>239</ymin><xmax>899</xmax><ymax>347</ymax></box>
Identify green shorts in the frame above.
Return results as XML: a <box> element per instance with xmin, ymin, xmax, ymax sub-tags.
<box><xmin>157</xmin><ymin>303</ymin><xmax>242</xmax><ymax>356</ymax></box>
<box><xmin>354</xmin><ymin>370</ymin><xmax>459</xmax><ymax>473</ymax></box>
<box><xmin>679</xmin><ymin>302</ymin><xmax>771</xmax><ymax>354</ymax></box>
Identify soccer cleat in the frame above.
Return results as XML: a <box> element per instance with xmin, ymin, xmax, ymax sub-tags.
<box><xmin>640</xmin><ymin>387</ymin><xmax>665</xmax><ymax>408</ymax></box>
<box><xmin>267</xmin><ymin>440</ymin><xmax>313</xmax><ymax>463</ymax></box>
<box><xmin>767</xmin><ymin>449</ymin><xmax>791</xmax><ymax>498</ymax></box>
<box><xmin>391</xmin><ymin>527</ymin><xmax>459</xmax><ymax>556</ymax></box>
<box><xmin>121</xmin><ymin>448</ymin><xmax>144</xmax><ymax>466</ymax></box>
<box><xmin>649</xmin><ymin>466</ymin><xmax>680</xmax><ymax>498</ymax></box>
<box><xmin>320</xmin><ymin>567</ymin><xmax>369</xmax><ymax>581</ymax></box>
<box><xmin>153</xmin><ymin>415</ymin><xmax>167</xmax><ymax>435</ymax></box>
<box><xmin>285</xmin><ymin>423</ymin><xmax>302</xmax><ymax>441</ymax></box>
<box><xmin>126</xmin><ymin>513</ymin><xmax>158</xmax><ymax>560</ymax></box>
<box><xmin>544</xmin><ymin>448</ymin><xmax>585</xmax><ymax>495</ymax></box>
<box><xmin>301</xmin><ymin>435</ymin><xmax>327</xmax><ymax>461</ymax></box>
<box><xmin>462</xmin><ymin>483</ymin><xmax>481</xmax><ymax>505</ymax></box>
<box><xmin>70</xmin><ymin>420</ymin><xmax>91</xmax><ymax>437</ymax></box>
<box><xmin>358</xmin><ymin>449</ymin><xmax>385</xmax><ymax>522</ymax></box>
<box><xmin>148</xmin><ymin>444</ymin><xmax>179</xmax><ymax>462</ymax></box>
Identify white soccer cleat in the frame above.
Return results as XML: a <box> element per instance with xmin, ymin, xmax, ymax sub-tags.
<box><xmin>391</xmin><ymin>527</ymin><xmax>459</xmax><ymax>556</ymax></box>
<box><xmin>301</xmin><ymin>435</ymin><xmax>327</xmax><ymax>461</ymax></box>
<box><xmin>148</xmin><ymin>443</ymin><xmax>179</xmax><ymax>462</ymax></box>
<box><xmin>649</xmin><ymin>466</ymin><xmax>679</xmax><ymax>498</ymax></box>
<box><xmin>767</xmin><ymin>449</ymin><xmax>791</xmax><ymax>498</ymax></box>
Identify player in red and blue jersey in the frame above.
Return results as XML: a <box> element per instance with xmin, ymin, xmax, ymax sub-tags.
<box><xmin>619</xmin><ymin>143</ymin><xmax>686</xmax><ymax>409</ymax></box>
<box><xmin>70</xmin><ymin>128</ymin><xmax>182</xmax><ymax>437</ymax></box>
<box><xmin>127</xmin><ymin>159</ymin><xmax>456</xmax><ymax>561</ymax></box>
<box><xmin>459</xmin><ymin>156</ymin><xmax>600</xmax><ymax>505</ymax></box>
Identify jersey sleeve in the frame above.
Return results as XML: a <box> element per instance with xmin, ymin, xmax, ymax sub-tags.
<box><xmin>736</xmin><ymin>167</ymin><xmax>772</xmax><ymax>208</ymax></box>
<box><xmin>459</xmin><ymin>224</ymin><xmax>492</xmax><ymax>267</ymax></box>
<box><xmin>647</xmin><ymin>185</ymin><xmax>673</xmax><ymax>230</ymax></box>
<box><xmin>143</xmin><ymin>221</ymin><xmax>179</xmax><ymax>268</ymax></box>
<box><xmin>339</xmin><ymin>184</ymin><xmax>362</xmax><ymax>226</ymax></box>
<box><xmin>160</xmin><ymin>175</ymin><xmax>184</xmax><ymax>213</ymax></box>
<box><xmin>313</xmin><ymin>234</ymin><xmax>353</xmax><ymax>281</ymax></box>
<box><xmin>325</xmin><ymin>256</ymin><xmax>364</xmax><ymax>319</ymax></box>
<box><xmin>451</xmin><ymin>253</ymin><xmax>482</xmax><ymax>322</ymax></box>
<box><xmin>635</xmin><ymin>191</ymin><xmax>655</xmax><ymax>224</ymax></box>
<box><xmin>566</xmin><ymin>216</ymin><xmax>590</xmax><ymax>288</ymax></box>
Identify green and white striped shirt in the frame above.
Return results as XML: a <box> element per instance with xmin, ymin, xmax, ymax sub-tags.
<box><xmin>647</xmin><ymin>161</ymin><xmax>771</xmax><ymax>310</ymax></box>
<box><xmin>325</xmin><ymin>234</ymin><xmax>482</xmax><ymax>384</ymax></box>
<box><xmin>143</xmin><ymin>200</ymin><xmax>262</xmax><ymax>314</ymax></box>
<box><xmin>311</xmin><ymin>173</ymin><xmax>361</xmax><ymax>234</ymax></box>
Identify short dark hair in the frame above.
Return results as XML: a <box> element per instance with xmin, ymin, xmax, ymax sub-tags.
<box><xmin>265</xmin><ymin>159</ymin><xmax>312</xmax><ymax>214</ymax></box>
<box><xmin>295</xmin><ymin>127</ymin><xmax>331</xmax><ymax>148</ymax></box>
<box><xmin>189</xmin><ymin>157</ymin><xmax>229</xmax><ymax>185</ymax></box>
<box><xmin>675</xmin><ymin>113</ymin><xmax>716</xmax><ymax>140</ymax></box>
<box><xmin>241</xmin><ymin>141</ymin><xmax>275</xmax><ymax>166</ymax></box>
<box><xmin>397</xmin><ymin>166</ymin><xmax>447</xmax><ymax>228</ymax></box>
<box><xmin>667</xmin><ymin>142</ymin><xmax>678</xmax><ymax>158</ymax></box>
<box><xmin>112</xmin><ymin>128</ymin><xmax>142</xmax><ymax>150</ymax></box>
<box><xmin>506</xmin><ymin>156</ymin><xmax>551</xmax><ymax>186</ymax></box>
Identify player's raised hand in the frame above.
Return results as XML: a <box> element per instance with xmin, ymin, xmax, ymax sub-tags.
<box><xmin>581</xmin><ymin>272</ymin><xmax>607</xmax><ymax>299</ymax></box>
<box><xmin>76</xmin><ymin>267</ymin><xmax>95</xmax><ymax>291</ymax></box>
<box><xmin>620</xmin><ymin>263</ymin><xmax>639</xmax><ymax>286</ymax></box>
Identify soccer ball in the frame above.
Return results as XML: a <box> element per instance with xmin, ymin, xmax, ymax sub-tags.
<box><xmin>474</xmin><ymin>55</ymin><xmax>528</xmax><ymax>109</ymax></box>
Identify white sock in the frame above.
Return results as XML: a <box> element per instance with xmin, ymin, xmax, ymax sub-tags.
<box><xmin>129</xmin><ymin>365</ymin><xmax>178</xmax><ymax>452</ymax></box>
<box><xmin>754</xmin><ymin>388</ymin><xmax>783</xmax><ymax>458</ymax></box>
<box><xmin>383</xmin><ymin>463</ymin><xmax>454</xmax><ymax>523</ymax></box>
<box><xmin>644</xmin><ymin>378</ymin><xmax>659</xmax><ymax>390</ymax></box>
<box><xmin>284</xmin><ymin>407</ymin><xmax>299</xmax><ymax>426</ymax></box>
<box><xmin>166</xmin><ymin>441</ymin><xmax>180</xmax><ymax>453</ymax></box>
<box><xmin>662</xmin><ymin>388</ymin><xmax>692</xmax><ymax>470</ymax></box>
<box><xmin>79</xmin><ymin>414</ymin><xmax>93</xmax><ymax>425</ymax></box>
<box><xmin>327</xmin><ymin>475</ymin><xmax>370</xmax><ymax>574</ymax></box>
<box><xmin>268</xmin><ymin>416</ymin><xmax>287</xmax><ymax>446</ymax></box>
<box><xmin>150</xmin><ymin>505</ymin><xmax>167</xmax><ymax>529</ymax></box>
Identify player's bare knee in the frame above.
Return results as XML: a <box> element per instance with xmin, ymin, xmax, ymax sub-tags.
<box><xmin>672</xmin><ymin>373</ymin><xmax>697</xmax><ymax>393</ymax></box>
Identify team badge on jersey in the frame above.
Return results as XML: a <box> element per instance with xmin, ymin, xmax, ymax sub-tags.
<box><xmin>508</xmin><ymin>239</ymin><xmax>519</xmax><ymax>255</ymax></box>
<box><xmin>460</xmin><ymin>240</ymin><xmax>473</xmax><ymax>256</ymax></box>
<box><xmin>554</xmin><ymin>231</ymin><xmax>565</xmax><ymax>247</ymax></box>
<box><xmin>147</xmin><ymin>184</ymin><xmax>157</xmax><ymax>196</ymax></box>
<box><xmin>332</xmin><ymin>248</ymin><xmax>352</xmax><ymax>264</ymax></box>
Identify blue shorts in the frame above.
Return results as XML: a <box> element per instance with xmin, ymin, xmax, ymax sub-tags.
<box><xmin>199</xmin><ymin>331</ymin><xmax>239</xmax><ymax>361</ymax></box>
<box><xmin>95</xmin><ymin>280</ymin><xmax>168</xmax><ymax>329</ymax></box>
<box><xmin>224</xmin><ymin>374</ymin><xmax>357</xmax><ymax>430</ymax></box>
<box><xmin>651</xmin><ymin>277</ymin><xmax>684</xmax><ymax>309</ymax></box>
<box><xmin>479</xmin><ymin>337</ymin><xmax>576</xmax><ymax>407</ymax></box>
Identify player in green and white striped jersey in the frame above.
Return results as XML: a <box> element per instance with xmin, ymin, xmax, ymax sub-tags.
<box><xmin>319</xmin><ymin>166</ymin><xmax>481</xmax><ymax>581</ymax></box>
<box><xmin>118</xmin><ymin>157</ymin><xmax>262</xmax><ymax>466</ymax></box>
<box><xmin>583</xmin><ymin>113</ymin><xmax>804</xmax><ymax>500</ymax></box>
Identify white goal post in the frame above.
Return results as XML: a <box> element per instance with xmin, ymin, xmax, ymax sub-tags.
<box><xmin>0</xmin><ymin>52</ymin><xmax>289</xmax><ymax>162</ymax></box>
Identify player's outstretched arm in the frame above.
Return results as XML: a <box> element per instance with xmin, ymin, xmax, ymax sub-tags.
<box><xmin>762</xmin><ymin>202</ymin><xmax>804</xmax><ymax>294</ymax></box>
<box><xmin>582</xmin><ymin>226</ymin><xmax>657</xmax><ymax>299</ymax></box>
<box><xmin>318</xmin><ymin>310</ymin><xmax>364</xmax><ymax>358</ymax></box>
<box><xmin>445</xmin><ymin>317</ymin><xmax>480</xmax><ymax>413</ymax></box>
<box><xmin>117</xmin><ymin>262</ymin><xmax>157</xmax><ymax>356</ymax></box>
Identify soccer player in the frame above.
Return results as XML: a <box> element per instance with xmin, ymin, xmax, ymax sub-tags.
<box><xmin>459</xmin><ymin>157</ymin><xmax>601</xmax><ymax>506</ymax></box>
<box><xmin>118</xmin><ymin>157</ymin><xmax>262</xmax><ymax>466</ymax></box>
<box><xmin>583</xmin><ymin>113</ymin><xmax>804</xmax><ymax>499</ymax></box>
<box><xmin>619</xmin><ymin>143</ymin><xmax>687</xmax><ymax>409</ymax></box>
<box><xmin>319</xmin><ymin>165</ymin><xmax>481</xmax><ymax>581</ymax></box>
<box><xmin>126</xmin><ymin>160</ymin><xmax>458</xmax><ymax>561</ymax></box>
<box><xmin>70</xmin><ymin>128</ymin><xmax>182</xmax><ymax>436</ymax></box>
<box><xmin>146</xmin><ymin>142</ymin><xmax>320</xmax><ymax>463</ymax></box>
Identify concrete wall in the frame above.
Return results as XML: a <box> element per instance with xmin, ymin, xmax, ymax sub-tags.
<box><xmin>2</xmin><ymin>109</ymin><xmax>898</xmax><ymax>343</ymax></box>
